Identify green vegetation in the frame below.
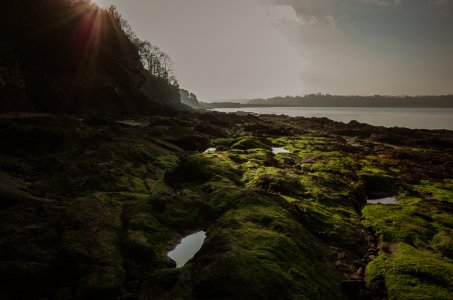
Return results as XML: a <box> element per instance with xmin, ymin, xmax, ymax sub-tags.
<box><xmin>366</xmin><ymin>243</ymin><xmax>453</xmax><ymax>299</ymax></box>
<box><xmin>363</xmin><ymin>179</ymin><xmax>453</xmax><ymax>298</ymax></box>
<box><xmin>0</xmin><ymin>115</ymin><xmax>452</xmax><ymax>299</ymax></box>
<box><xmin>175</xmin><ymin>191</ymin><xmax>345</xmax><ymax>300</ymax></box>
<box><xmin>3</xmin><ymin>0</ymin><xmax>452</xmax><ymax>299</ymax></box>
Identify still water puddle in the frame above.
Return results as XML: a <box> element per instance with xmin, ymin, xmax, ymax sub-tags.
<box><xmin>116</xmin><ymin>120</ymin><xmax>146</xmax><ymax>127</ymax></box>
<box><xmin>367</xmin><ymin>197</ymin><xmax>398</xmax><ymax>205</ymax></box>
<box><xmin>168</xmin><ymin>231</ymin><xmax>206</xmax><ymax>268</ymax></box>
<box><xmin>272</xmin><ymin>147</ymin><xmax>291</xmax><ymax>154</ymax></box>
<box><xmin>204</xmin><ymin>148</ymin><xmax>216</xmax><ymax>153</ymax></box>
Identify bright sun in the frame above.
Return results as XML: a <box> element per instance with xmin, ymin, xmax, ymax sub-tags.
<box><xmin>93</xmin><ymin>0</ymin><xmax>111</xmax><ymax>9</ymax></box>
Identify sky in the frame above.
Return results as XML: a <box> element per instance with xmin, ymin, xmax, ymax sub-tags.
<box><xmin>94</xmin><ymin>0</ymin><xmax>453</xmax><ymax>101</ymax></box>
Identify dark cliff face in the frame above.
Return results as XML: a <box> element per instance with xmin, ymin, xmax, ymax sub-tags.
<box><xmin>0</xmin><ymin>0</ymin><xmax>182</xmax><ymax>114</ymax></box>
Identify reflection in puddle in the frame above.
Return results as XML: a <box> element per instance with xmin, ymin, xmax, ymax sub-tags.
<box><xmin>204</xmin><ymin>148</ymin><xmax>216</xmax><ymax>153</ymax></box>
<box><xmin>168</xmin><ymin>231</ymin><xmax>206</xmax><ymax>268</ymax></box>
<box><xmin>116</xmin><ymin>120</ymin><xmax>146</xmax><ymax>127</ymax></box>
<box><xmin>367</xmin><ymin>197</ymin><xmax>398</xmax><ymax>205</ymax></box>
<box><xmin>272</xmin><ymin>147</ymin><xmax>291</xmax><ymax>154</ymax></box>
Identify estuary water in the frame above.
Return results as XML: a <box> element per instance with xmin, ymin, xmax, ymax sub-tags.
<box><xmin>212</xmin><ymin>107</ymin><xmax>453</xmax><ymax>130</ymax></box>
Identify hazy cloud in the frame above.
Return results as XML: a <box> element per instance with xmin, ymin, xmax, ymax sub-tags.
<box><xmin>100</xmin><ymin>0</ymin><xmax>452</xmax><ymax>98</ymax></box>
<box><xmin>261</xmin><ymin>0</ymin><xmax>453</xmax><ymax>95</ymax></box>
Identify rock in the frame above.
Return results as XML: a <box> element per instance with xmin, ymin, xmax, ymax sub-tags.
<box><xmin>166</xmin><ymin>258</ymin><xmax>177</xmax><ymax>269</ymax></box>
<box><xmin>341</xmin><ymin>279</ymin><xmax>364</xmax><ymax>291</ymax></box>
<box><xmin>349</xmin><ymin>274</ymin><xmax>363</xmax><ymax>281</ymax></box>
<box><xmin>353</xmin><ymin>260</ymin><xmax>365</xmax><ymax>268</ymax></box>
<box><xmin>78</xmin><ymin>265</ymin><xmax>126</xmax><ymax>296</ymax></box>
<box><xmin>123</xmin><ymin>231</ymin><xmax>155</xmax><ymax>262</ymax></box>
<box><xmin>367</xmin><ymin>248</ymin><xmax>377</xmax><ymax>254</ymax></box>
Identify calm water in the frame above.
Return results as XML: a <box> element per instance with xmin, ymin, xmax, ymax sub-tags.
<box><xmin>272</xmin><ymin>147</ymin><xmax>291</xmax><ymax>154</ymax></box>
<box><xmin>168</xmin><ymin>231</ymin><xmax>206</xmax><ymax>268</ymax></box>
<box><xmin>367</xmin><ymin>197</ymin><xmax>398</xmax><ymax>205</ymax></box>
<box><xmin>212</xmin><ymin>107</ymin><xmax>453</xmax><ymax>130</ymax></box>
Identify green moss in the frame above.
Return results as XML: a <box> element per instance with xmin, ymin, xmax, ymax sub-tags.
<box><xmin>3</xmin><ymin>116</ymin><xmax>452</xmax><ymax>299</ymax></box>
<box><xmin>359</xmin><ymin>162</ymin><xmax>399</xmax><ymax>197</ymax></box>
<box><xmin>363</xmin><ymin>180</ymin><xmax>453</xmax><ymax>298</ymax></box>
<box><xmin>65</xmin><ymin>193</ymin><xmax>123</xmax><ymax>229</ymax></box>
<box><xmin>128</xmin><ymin>213</ymin><xmax>169</xmax><ymax>246</ymax></box>
<box><xmin>362</xmin><ymin>196</ymin><xmax>453</xmax><ymax>251</ymax></box>
<box><xmin>271</xmin><ymin>135</ymin><xmax>334</xmax><ymax>158</ymax></box>
<box><xmin>231</xmin><ymin>137</ymin><xmax>271</xmax><ymax>150</ymax></box>
<box><xmin>243</xmin><ymin>166</ymin><xmax>305</xmax><ymax>196</ymax></box>
<box><xmin>432</xmin><ymin>231</ymin><xmax>453</xmax><ymax>257</ymax></box>
<box><xmin>282</xmin><ymin>195</ymin><xmax>299</xmax><ymax>203</ymax></box>
<box><xmin>299</xmin><ymin>173</ymin><xmax>359</xmax><ymax>206</ymax></box>
<box><xmin>178</xmin><ymin>191</ymin><xmax>346</xmax><ymax>300</ymax></box>
<box><xmin>294</xmin><ymin>200</ymin><xmax>365</xmax><ymax>250</ymax></box>
<box><xmin>366</xmin><ymin>243</ymin><xmax>453</xmax><ymax>300</ymax></box>
<box><xmin>303</xmin><ymin>156</ymin><xmax>356</xmax><ymax>175</ymax></box>
<box><xmin>154</xmin><ymin>153</ymin><xmax>180</xmax><ymax>172</ymax></box>
<box><xmin>80</xmin><ymin>265</ymin><xmax>125</xmax><ymax>292</ymax></box>
<box><xmin>198</xmin><ymin>175</ymin><xmax>238</xmax><ymax>192</ymax></box>
<box><xmin>62</xmin><ymin>194</ymin><xmax>124</xmax><ymax>267</ymax></box>
<box><xmin>170</xmin><ymin>153</ymin><xmax>242</xmax><ymax>187</ymax></box>
<box><xmin>210</xmin><ymin>137</ymin><xmax>236</xmax><ymax>148</ymax></box>
<box><xmin>413</xmin><ymin>180</ymin><xmax>453</xmax><ymax>203</ymax></box>
<box><xmin>118</xmin><ymin>175</ymin><xmax>149</xmax><ymax>193</ymax></box>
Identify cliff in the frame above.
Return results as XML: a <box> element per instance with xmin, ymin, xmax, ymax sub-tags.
<box><xmin>0</xmin><ymin>0</ymin><xmax>183</xmax><ymax>114</ymax></box>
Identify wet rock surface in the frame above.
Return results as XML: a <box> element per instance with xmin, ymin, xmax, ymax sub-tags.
<box><xmin>0</xmin><ymin>111</ymin><xmax>452</xmax><ymax>299</ymax></box>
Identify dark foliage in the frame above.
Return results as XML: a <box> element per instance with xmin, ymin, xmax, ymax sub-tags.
<box><xmin>0</xmin><ymin>0</ymin><xmax>182</xmax><ymax>113</ymax></box>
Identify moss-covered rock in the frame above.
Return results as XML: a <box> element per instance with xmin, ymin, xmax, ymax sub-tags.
<box><xmin>366</xmin><ymin>243</ymin><xmax>453</xmax><ymax>300</ymax></box>
<box><xmin>362</xmin><ymin>179</ymin><xmax>453</xmax><ymax>299</ymax></box>
<box><xmin>1</xmin><ymin>113</ymin><xmax>452</xmax><ymax>300</ymax></box>
<box><xmin>231</xmin><ymin>137</ymin><xmax>271</xmax><ymax>150</ymax></box>
<box><xmin>178</xmin><ymin>191</ymin><xmax>346</xmax><ymax>300</ymax></box>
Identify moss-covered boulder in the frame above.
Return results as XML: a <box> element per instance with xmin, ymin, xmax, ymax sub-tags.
<box><xmin>177</xmin><ymin>191</ymin><xmax>346</xmax><ymax>300</ymax></box>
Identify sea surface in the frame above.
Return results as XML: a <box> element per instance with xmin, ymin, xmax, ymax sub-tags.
<box><xmin>211</xmin><ymin>107</ymin><xmax>453</xmax><ymax>130</ymax></box>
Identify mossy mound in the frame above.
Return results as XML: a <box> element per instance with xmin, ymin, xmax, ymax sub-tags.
<box><xmin>167</xmin><ymin>153</ymin><xmax>243</xmax><ymax>187</ymax></box>
<box><xmin>293</xmin><ymin>200</ymin><xmax>367</xmax><ymax>253</ymax></box>
<box><xmin>363</xmin><ymin>180</ymin><xmax>453</xmax><ymax>299</ymax></box>
<box><xmin>176</xmin><ymin>191</ymin><xmax>346</xmax><ymax>300</ymax></box>
<box><xmin>366</xmin><ymin>243</ymin><xmax>453</xmax><ymax>300</ymax></box>
<box><xmin>231</xmin><ymin>137</ymin><xmax>271</xmax><ymax>150</ymax></box>
<box><xmin>362</xmin><ymin>185</ymin><xmax>453</xmax><ymax>253</ymax></box>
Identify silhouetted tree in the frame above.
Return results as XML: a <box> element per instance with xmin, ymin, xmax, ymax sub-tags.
<box><xmin>108</xmin><ymin>6</ymin><xmax>178</xmax><ymax>86</ymax></box>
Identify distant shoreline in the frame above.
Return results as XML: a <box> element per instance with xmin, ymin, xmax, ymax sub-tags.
<box><xmin>209</xmin><ymin>106</ymin><xmax>453</xmax><ymax>130</ymax></box>
<box><xmin>206</xmin><ymin>105</ymin><xmax>453</xmax><ymax>108</ymax></box>
<box><xmin>201</xmin><ymin>95</ymin><xmax>453</xmax><ymax>109</ymax></box>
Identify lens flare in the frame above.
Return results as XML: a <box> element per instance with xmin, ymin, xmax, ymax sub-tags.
<box><xmin>92</xmin><ymin>0</ymin><xmax>111</xmax><ymax>9</ymax></box>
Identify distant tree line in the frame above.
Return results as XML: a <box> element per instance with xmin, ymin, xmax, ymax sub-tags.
<box><xmin>205</xmin><ymin>94</ymin><xmax>453</xmax><ymax>108</ymax></box>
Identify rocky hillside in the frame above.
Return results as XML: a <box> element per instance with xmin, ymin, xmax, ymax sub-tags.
<box><xmin>0</xmin><ymin>0</ymin><xmax>182</xmax><ymax>113</ymax></box>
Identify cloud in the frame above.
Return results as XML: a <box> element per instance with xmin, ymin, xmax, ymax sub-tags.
<box><xmin>260</xmin><ymin>0</ymin><xmax>453</xmax><ymax>95</ymax></box>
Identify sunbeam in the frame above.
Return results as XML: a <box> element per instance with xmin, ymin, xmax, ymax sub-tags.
<box><xmin>92</xmin><ymin>0</ymin><xmax>112</xmax><ymax>9</ymax></box>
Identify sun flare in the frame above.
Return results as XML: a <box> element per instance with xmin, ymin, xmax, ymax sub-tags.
<box><xmin>92</xmin><ymin>0</ymin><xmax>111</xmax><ymax>9</ymax></box>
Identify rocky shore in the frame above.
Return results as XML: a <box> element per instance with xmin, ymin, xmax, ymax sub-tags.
<box><xmin>0</xmin><ymin>110</ymin><xmax>452</xmax><ymax>299</ymax></box>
